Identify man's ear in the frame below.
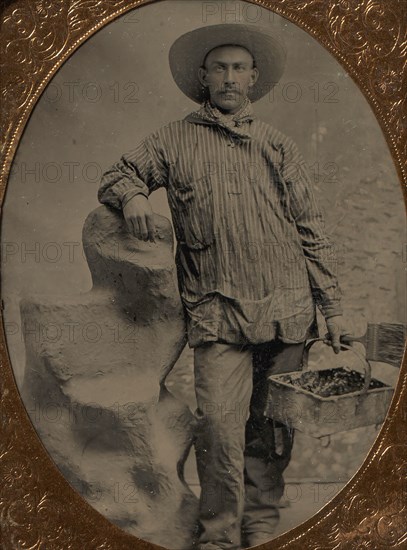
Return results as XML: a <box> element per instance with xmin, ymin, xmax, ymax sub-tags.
<box><xmin>198</xmin><ymin>67</ymin><xmax>208</xmax><ymax>87</ymax></box>
<box><xmin>249</xmin><ymin>67</ymin><xmax>260</xmax><ymax>88</ymax></box>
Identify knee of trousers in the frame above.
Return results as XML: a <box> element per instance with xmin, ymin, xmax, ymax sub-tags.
<box><xmin>195</xmin><ymin>405</ymin><xmax>250</xmax><ymax>437</ymax></box>
<box><xmin>194</xmin><ymin>411</ymin><xmax>247</xmax><ymax>465</ymax></box>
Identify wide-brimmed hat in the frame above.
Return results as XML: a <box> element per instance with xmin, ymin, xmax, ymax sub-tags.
<box><xmin>169</xmin><ymin>23</ymin><xmax>286</xmax><ymax>104</ymax></box>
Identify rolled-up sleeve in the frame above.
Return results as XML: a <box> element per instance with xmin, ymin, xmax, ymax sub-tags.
<box><xmin>281</xmin><ymin>141</ymin><xmax>343</xmax><ymax>319</ymax></box>
<box><xmin>98</xmin><ymin>132</ymin><xmax>169</xmax><ymax>209</ymax></box>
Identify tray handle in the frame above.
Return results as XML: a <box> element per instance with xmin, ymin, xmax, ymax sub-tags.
<box><xmin>301</xmin><ymin>338</ymin><xmax>372</xmax><ymax>396</ymax></box>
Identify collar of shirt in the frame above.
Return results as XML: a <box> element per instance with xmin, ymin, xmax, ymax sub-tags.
<box><xmin>184</xmin><ymin>98</ymin><xmax>255</xmax><ymax>140</ymax></box>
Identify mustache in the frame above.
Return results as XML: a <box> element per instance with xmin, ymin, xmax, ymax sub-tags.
<box><xmin>208</xmin><ymin>84</ymin><xmax>243</xmax><ymax>94</ymax></box>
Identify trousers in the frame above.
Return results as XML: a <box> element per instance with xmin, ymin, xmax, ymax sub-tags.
<box><xmin>193</xmin><ymin>340</ymin><xmax>305</xmax><ymax>550</ymax></box>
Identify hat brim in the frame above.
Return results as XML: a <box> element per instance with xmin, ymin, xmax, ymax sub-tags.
<box><xmin>169</xmin><ymin>23</ymin><xmax>286</xmax><ymax>104</ymax></box>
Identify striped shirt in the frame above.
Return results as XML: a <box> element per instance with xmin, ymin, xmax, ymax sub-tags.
<box><xmin>98</xmin><ymin>103</ymin><xmax>342</xmax><ymax>347</ymax></box>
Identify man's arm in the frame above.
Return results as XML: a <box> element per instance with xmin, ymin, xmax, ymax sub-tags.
<box><xmin>281</xmin><ymin>140</ymin><xmax>347</xmax><ymax>352</ymax></box>
<box><xmin>98</xmin><ymin>132</ymin><xmax>168</xmax><ymax>241</ymax></box>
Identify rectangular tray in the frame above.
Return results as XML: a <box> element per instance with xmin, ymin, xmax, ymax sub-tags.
<box><xmin>266</xmin><ymin>370</ymin><xmax>394</xmax><ymax>438</ymax></box>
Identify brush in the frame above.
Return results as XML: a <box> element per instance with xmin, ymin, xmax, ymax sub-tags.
<box><xmin>341</xmin><ymin>322</ymin><xmax>406</xmax><ymax>368</ymax></box>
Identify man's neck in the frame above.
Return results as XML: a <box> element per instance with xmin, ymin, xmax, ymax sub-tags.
<box><xmin>209</xmin><ymin>99</ymin><xmax>249</xmax><ymax>119</ymax></box>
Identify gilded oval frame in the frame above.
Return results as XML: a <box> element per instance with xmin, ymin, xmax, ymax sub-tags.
<box><xmin>0</xmin><ymin>1</ymin><xmax>406</xmax><ymax>548</ymax></box>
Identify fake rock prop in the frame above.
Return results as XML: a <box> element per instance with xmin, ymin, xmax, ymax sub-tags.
<box><xmin>20</xmin><ymin>206</ymin><xmax>198</xmax><ymax>548</ymax></box>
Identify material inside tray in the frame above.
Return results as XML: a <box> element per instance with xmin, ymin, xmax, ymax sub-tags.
<box><xmin>276</xmin><ymin>368</ymin><xmax>389</xmax><ymax>398</ymax></box>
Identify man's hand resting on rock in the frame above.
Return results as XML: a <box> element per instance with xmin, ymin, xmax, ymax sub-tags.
<box><xmin>123</xmin><ymin>194</ymin><xmax>155</xmax><ymax>242</ymax></box>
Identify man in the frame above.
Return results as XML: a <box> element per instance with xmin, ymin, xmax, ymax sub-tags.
<box><xmin>98</xmin><ymin>23</ymin><xmax>348</xmax><ymax>550</ymax></box>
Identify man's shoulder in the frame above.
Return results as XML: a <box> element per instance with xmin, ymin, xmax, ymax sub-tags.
<box><xmin>163</xmin><ymin>111</ymin><xmax>296</xmax><ymax>146</ymax></box>
<box><xmin>154</xmin><ymin>118</ymin><xmax>191</xmax><ymax>134</ymax></box>
<box><xmin>146</xmin><ymin>118</ymin><xmax>194</xmax><ymax>144</ymax></box>
<box><xmin>251</xmin><ymin>118</ymin><xmax>297</xmax><ymax>150</ymax></box>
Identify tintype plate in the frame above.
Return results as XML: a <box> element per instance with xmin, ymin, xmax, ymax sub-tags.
<box><xmin>0</xmin><ymin>1</ymin><xmax>406</xmax><ymax>549</ymax></box>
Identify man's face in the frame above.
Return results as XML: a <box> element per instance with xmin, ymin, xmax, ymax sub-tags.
<box><xmin>198</xmin><ymin>45</ymin><xmax>259</xmax><ymax>114</ymax></box>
